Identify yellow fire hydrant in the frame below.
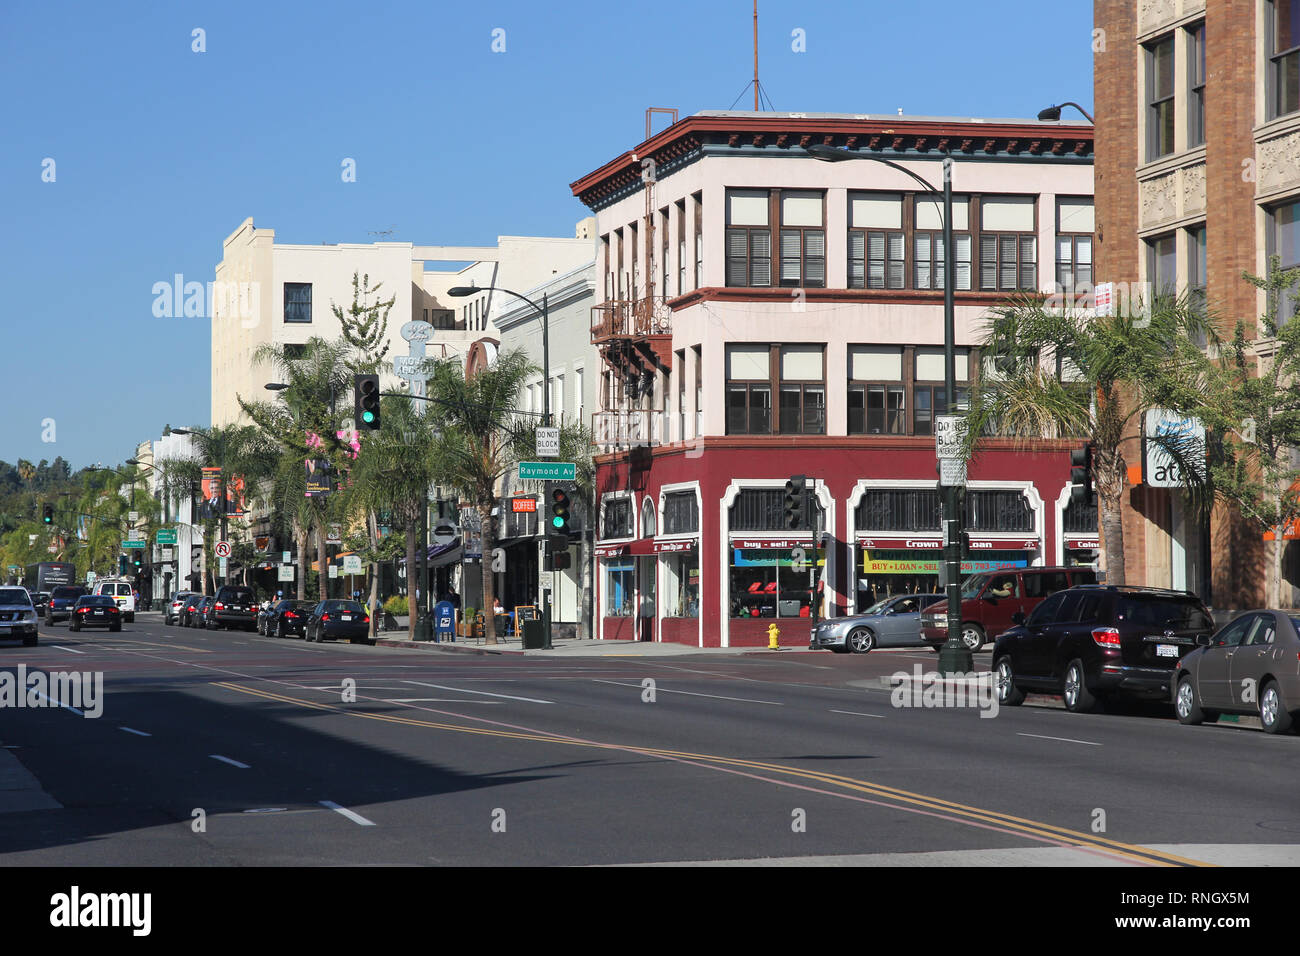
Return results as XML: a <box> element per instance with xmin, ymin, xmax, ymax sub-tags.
<box><xmin>767</xmin><ymin>621</ymin><xmax>780</xmax><ymax>650</ymax></box>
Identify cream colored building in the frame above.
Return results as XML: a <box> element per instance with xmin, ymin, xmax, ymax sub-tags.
<box><xmin>211</xmin><ymin>217</ymin><xmax>597</xmax><ymax>426</ymax></box>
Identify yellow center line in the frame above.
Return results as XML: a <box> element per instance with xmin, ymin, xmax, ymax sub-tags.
<box><xmin>210</xmin><ymin>680</ymin><xmax>1209</xmax><ymax>867</ymax></box>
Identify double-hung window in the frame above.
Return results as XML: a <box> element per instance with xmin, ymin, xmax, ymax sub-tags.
<box><xmin>726</xmin><ymin>190</ymin><xmax>772</xmax><ymax>287</ymax></box>
<box><xmin>1188</xmin><ymin>225</ymin><xmax>1207</xmax><ymax>321</ymax></box>
<box><xmin>778</xmin><ymin>192</ymin><xmax>825</xmax><ymax>287</ymax></box>
<box><xmin>725</xmin><ymin>345</ymin><xmax>772</xmax><ymax>434</ymax></box>
<box><xmin>848</xmin><ymin>193</ymin><xmax>904</xmax><ymax>289</ymax></box>
<box><xmin>284</xmin><ymin>283</ymin><xmax>312</xmax><ymax>323</ymax></box>
<box><xmin>778</xmin><ymin>345</ymin><xmax>825</xmax><ymax>434</ymax></box>
<box><xmin>1146</xmin><ymin>34</ymin><xmax>1176</xmax><ymax>160</ymax></box>
<box><xmin>1055</xmin><ymin>198</ymin><xmax>1095</xmax><ymax>293</ymax></box>
<box><xmin>848</xmin><ymin>346</ymin><xmax>905</xmax><ymax>435</ymax></box>
<box><xmin>1268</xmin><ymin>199</ymin><xmax>1300</xmax><ymax>325</ymax></box>
<box><xmin>1147</xmin><ymin>232</ymin><xmax>1178</xmax><ymax>297</ymax></box>
<box><xmin>914</xmin><ymin>195</ymin><xmax>971</xmax><ymax>290</ymax></box>
<box><xmin>1270</xmin><ymin>0</ymin><xmax>1300</xmax><ymax>119</ymax></box>
<box><xmin>1188</xmin><ymin>23</ymin><xmax>1206</xmax><ymax>147</ymax></box>
<box><xmin>912</xmin><ymin>348</ymin><xmax>970</xmax><ymax>435</ymax></box>
<box><xmin>980</xmin><ymin>197</ymin><xmax>1037</xmax><ymax>291</ymax></box>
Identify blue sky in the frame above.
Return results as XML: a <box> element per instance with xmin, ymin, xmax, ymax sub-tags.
<box><xmin>0</xmin><ymin>0</ymin><xmax>1093</xmax><ymax>469</ymax></box>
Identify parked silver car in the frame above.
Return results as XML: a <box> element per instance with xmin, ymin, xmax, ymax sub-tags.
<box><xmin>810</xmin><ymin>594</ymin><xmax>945</xmax><ymax>653</ymax></box>
<box><xmin>1173</xmin><ymin>609</ymin><xmax>1300</xmax><ymax>734</ymax></box>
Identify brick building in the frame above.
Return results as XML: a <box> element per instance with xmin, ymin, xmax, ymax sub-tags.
<box><xmin>1094</xmin><ymin>0</ymin><xmax>1300</xmax><ymax>606</ymax></box>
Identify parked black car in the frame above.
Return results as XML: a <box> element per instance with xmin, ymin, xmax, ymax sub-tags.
<box><xmin>69</xmin><ymin>595</ymin><xmax>122</xmax><ymax>632</ymax></box>
<box><xmin>305</xmin><ymin>600</ymin><xmax>371</xmax><ymax>643</ymax></box>
<box><xmin>264</xmin><ymin>600</ymin><xmax>315</xmax><ymax>638</ymax></box>
<box><xmin>46</xmin><ymin>585</ymin><xmax>88</xmax><ymax>625</ymax></box>
<box><xmin>993</xmin><ymin>585</ymin><xmax>1215</xmax><ymax>713</ymax></box>
<box><xmin>181</xmin><ymin>594</ymin><xmax>205</xmax><ymax>627</ymax></box>
<box><xmin>193</xmin><ymin>596</ymin><xmax>216</xmax><ymax>628</ymax></box>
<box><xmin>211</xmin><ymin>585</ymin><xmax>257</xmax><ymax>631</ymax></box>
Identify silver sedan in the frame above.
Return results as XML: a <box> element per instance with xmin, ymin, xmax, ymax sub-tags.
<box><xmin>1174</xmin><ymin>609</ymin><xmax>1300</xmax><ymax>734</ymax></box>
<box><xmin>810</xmin><ymin>594</ymin><xmax>945</xmax><ymax>654</ymax></box>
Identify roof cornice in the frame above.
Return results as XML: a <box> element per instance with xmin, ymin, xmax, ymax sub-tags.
<box><xmin>570</xmin><ymin>113</ymin><xmax>1094</xmax><ymax>210</ymax></box>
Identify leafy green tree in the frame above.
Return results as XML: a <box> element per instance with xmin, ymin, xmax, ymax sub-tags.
<box><xmin>334</xmin><ymin>272</ymin><xmax>394</xmax><ymax>374</ymax></box>
<box><xmin>963</xmin><ymin>292</ymin><xmax>1216</xmax><ymax>585</ymax></box>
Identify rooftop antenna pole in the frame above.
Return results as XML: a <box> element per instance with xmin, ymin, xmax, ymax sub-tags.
<box><xmin>753</xmin><ymin>0</ymin><xmax>759</xmax><ymax>111</ymax></box>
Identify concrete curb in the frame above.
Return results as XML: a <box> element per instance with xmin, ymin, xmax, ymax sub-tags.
<box><xmin>373</xmin><ymin>638</ymin><xmax>522</xmax><ymax>656</ymax></box>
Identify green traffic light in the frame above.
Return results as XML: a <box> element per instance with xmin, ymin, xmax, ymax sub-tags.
<box><xmin>552</xmin><ymin>516</ymin><xmax>565</xmax><ymax>528</ymax></box>
<box><xmin>362</xmin><ymin>410</ymin><xmax>375</xmax><ymax>423</ymax></box>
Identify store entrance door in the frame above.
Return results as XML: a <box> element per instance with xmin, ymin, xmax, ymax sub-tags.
<box><xmin>638</xmin><ymin>555</ymin><xmax>656</xmax><ymax>642</ymax></box>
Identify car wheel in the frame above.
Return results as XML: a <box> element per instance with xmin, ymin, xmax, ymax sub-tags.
<box><xmin>848</xmin><ymin>628</ymin><xmax>875</xmax><ymax>654</ymax></box>
<box><xmin>110</xmin><ymin>623</ymin><xmax>121</xmax><ymax>633</ymax></box>
<box><xmin>1175</xmin><ymin>676</ymin><xmax>1204</xmax><ymax>725</ymax></box>
<box><xmin>277</xmin><ymin>621</ymin><xmax>286</xmax><ymax>639</ymax></box>
<box><xmin>126</xmin><ymin>613</ymin><xmax>134</xmax><ymax>623</ymax></box>
<box><xmin>961</xmin><ymin>623</ymin><xmax>985</xmax><ymax>652</ymax></box>
<box><xmin>23</xmin><ymin>635</ymin><xmax>37</xmax><ymax>647</ymax></box>
<box><xmin>994</xmin><ymin>656</ymin><xmax>1025</xmax><ymax>706</ymax></box>
<box><xmin>1260</xmin><ymin>680</ymin><xmax>1294</xmax><ymax>735</ymax></box>
<box><xmin>70</xmin><ymin>621</ymin><xmax>79</xmax><ymax>632</ymax></box>
<box><xmin>1062</xmin><ymin>658</ymin><xmax>1099</xmax><ymax>713</ymax></box>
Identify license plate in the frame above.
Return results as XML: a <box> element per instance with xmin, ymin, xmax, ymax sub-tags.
<box><xmin>341</xmin><ymin>614</ymin><xmax>352</xmax><ymax>621</ymax></box>
<box><xmin>1156</xmin><ymin>644</ymin><xmax>1179</xmax><ymax>658</ymax></box>
<box><xmin>0</xmin><ymin>626</ymin><xmax>9</xmax><ymax>634</ymax></box>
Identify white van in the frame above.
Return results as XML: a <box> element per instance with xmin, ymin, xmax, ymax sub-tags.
<box><xmin>93</xmin><ymin>578</ymin><xmax>136</xmax><ymax>622</ymax></box>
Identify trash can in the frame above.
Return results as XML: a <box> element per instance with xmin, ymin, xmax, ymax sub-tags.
<box><xmin>521</xmin><ymin>619</ymin><xmax>548</xmax><ymax>649</ymax></box>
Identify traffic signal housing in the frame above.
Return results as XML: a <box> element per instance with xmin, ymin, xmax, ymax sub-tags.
<box><xmin>784</xmin><ymin>475</ymin><xmax>808</xmax><ymax>530</ymax></box>
<box><xmin>550</xmin><ymin>486</ymin><xmax>571</xmax><ymax>535</ymax></box>
<box><xmin>354</xmin><ymin>374</ymin><xmax>381</xmax><ymax>431</ymax></box>
<box><xmin>1070</xmin><ymin>444</ymin><xmax>1094</xmax><ymax>503</ymax></box>
<box><xmin>42</xmin><ymin>504</ymin><xmax>53</xmax><ymax>525</ymax></box>
<box><xmin>118</xmin><ymin>555</ymin><xmax>128</xmax><ymax>575</ymax></box>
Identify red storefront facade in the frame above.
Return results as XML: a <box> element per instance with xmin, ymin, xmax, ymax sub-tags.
<box><xmin>593</xmin><ymin>437</ymin><xmax>1096</xmax><ymax>647</ymax></box>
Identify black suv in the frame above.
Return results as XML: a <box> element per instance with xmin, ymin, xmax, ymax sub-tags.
<box><xmin>46</xmin><ymin>585</ymin><xmax>88</xmax><ymax>625</ymax></box>
<box><xmin>211</xmin><ymin>585</ymin><xmax>257</xmax><ymax>631</ymax></box>
<box><xmin>992</xmin><ymin>586</ymin><xmax>1215</xmax><ymax>713</ymax></box>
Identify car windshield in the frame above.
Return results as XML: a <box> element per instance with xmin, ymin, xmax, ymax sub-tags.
<box><xmin>0</xmin><ymin>588</ymin><xmax>32</xmax><ymax>605</ymax></box>
<box><xmin>862</xmin><ymin>598</ymin><xmax>893</xmax><ymax>615</ymax></box>
<box><xmin>79</xmin><ymin>596</ymin><xmax>115</xmax><ymax>607</ymax></box>
<box><xmin>960</xmin><ymin>575</ymin><xmax>988</xmax><ymax>599</ymax></box>
<box><xmin>52</xmin><ymin>587</ymin><xmax>86</xmax><ymax>599</ymax></box>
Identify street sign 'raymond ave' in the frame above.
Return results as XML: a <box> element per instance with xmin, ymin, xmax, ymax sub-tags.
<box><xmin>519</xmin><ymin>461</ymin><xmax>575</xmax><ymax>481</ymax></box>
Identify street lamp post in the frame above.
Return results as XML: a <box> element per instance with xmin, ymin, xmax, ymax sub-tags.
<box><xmin>807</xmin><ymin>144</ymin><xmax>972</xmax><ymax>673</ymax></box>
<box><xmin>450</xmin><ymin>284</ymin><xmax>556</xmax><ymax>649</ymax></box>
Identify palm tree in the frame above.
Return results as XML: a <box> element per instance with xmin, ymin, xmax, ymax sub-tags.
<box><xmin>239</xmin><ymin>338</ymin><xmax>356</xmax><ymax>600</ymax></box>
<box><xmin>348</xmin><ymin>394</ymin><xmax>440</xmax><ymax>637</ymax></box>
<box><xmin>425</xmin><ymin>349</ymin><xmax>538</xmax><ymax>644</ymax></box>
<box><xmin>963</xmin><ymin>292</ymin><xmax>1216</xmax><ymax>585</ymax></box>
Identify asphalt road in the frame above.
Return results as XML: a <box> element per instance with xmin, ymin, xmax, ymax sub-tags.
<box><xmin>2</xmin><ymin>613</ymin><xmax>1298</xmax><ymax>867</ymax></box>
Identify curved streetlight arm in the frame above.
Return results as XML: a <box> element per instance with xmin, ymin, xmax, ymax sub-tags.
<box><xmin>449</xmin><ymin>284</ymin><xmax>551</xmax><ymax>426</ymax></box>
